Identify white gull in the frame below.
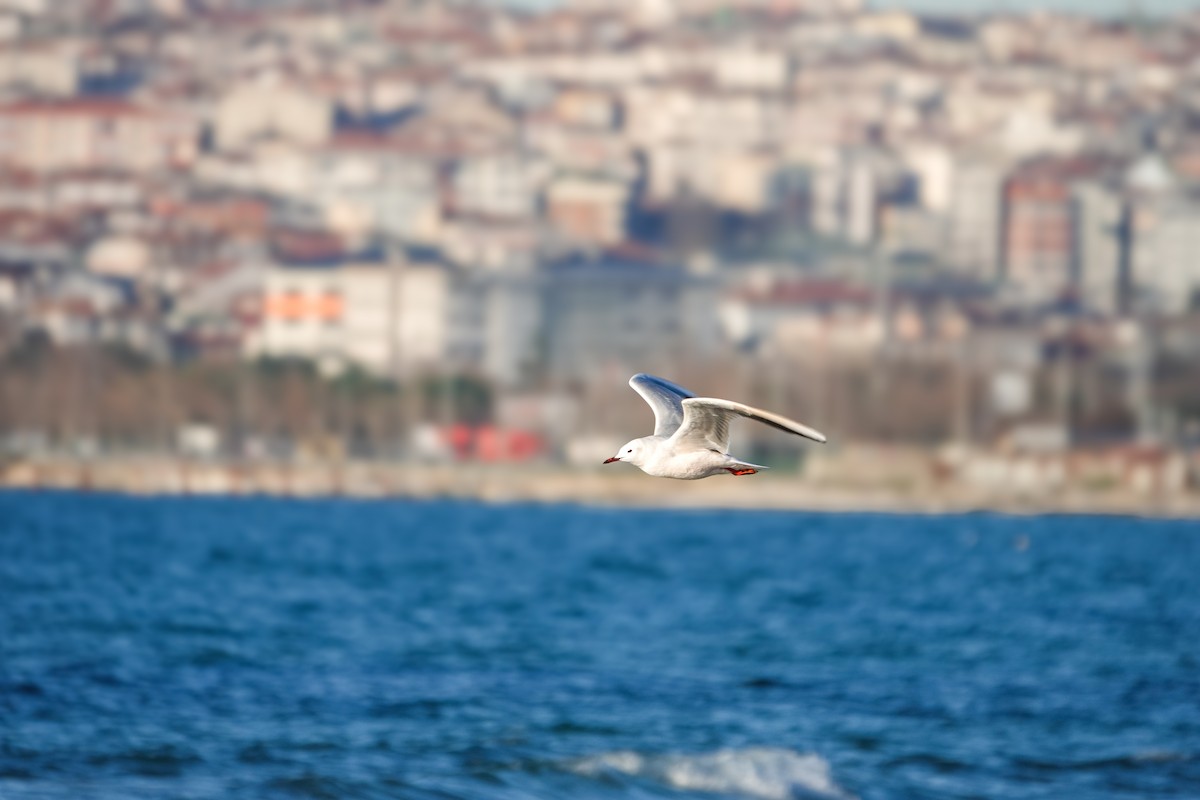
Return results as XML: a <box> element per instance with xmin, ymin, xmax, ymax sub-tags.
<box><xmin>603</xmin><ymin>373</ymin><xmax>827</xmax><ymax>479</ymax></box>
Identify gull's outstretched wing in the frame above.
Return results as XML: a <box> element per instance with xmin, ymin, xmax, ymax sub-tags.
<box><xmin>670</xmin><ymin>397</ymin><xmax>827</xmax><ymax>453</ymax></box>
<box><xmin>629</xmin><ymin>373</ymin><xmax>696</xmax><ymax>438</ymax></box>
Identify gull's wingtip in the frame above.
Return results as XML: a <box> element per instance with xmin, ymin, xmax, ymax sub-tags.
<box><xmin>629</xmin><ymin>373</ymin><xmax>695</xmax><ymax>398</ymax></box>
<box><xmin>804</xmin><ymin>426</ymin><xmax>828</xmax><ymax>444</ymax></box>
<box><xmin>796</xmin><ymin>423</ymin><xmax>828</xmax><ymax>444</ymax></box>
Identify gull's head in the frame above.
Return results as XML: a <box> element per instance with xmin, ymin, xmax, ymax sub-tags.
<box><xmin>604</xmin><ymin>438</ymin><xmax>649</xmax><ymax>467</ymax></box>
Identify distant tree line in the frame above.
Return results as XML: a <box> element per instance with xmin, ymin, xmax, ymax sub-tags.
<box><xmin>0</xmin><ymin>334</ymin><xmax>491</xmax><ymax>458</ymax></box>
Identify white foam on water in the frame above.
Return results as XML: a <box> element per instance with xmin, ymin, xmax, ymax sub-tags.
<box><xmin>570</xmin><ymin>746</ymin><xmax>857</xmax><ymax>800</ymax></box>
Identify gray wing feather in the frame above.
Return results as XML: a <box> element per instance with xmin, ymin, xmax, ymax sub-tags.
<box><xmin>671</xmin><ymin>397</ymin><xmax>827</xmax><ymax>452</ymax></box>
<box><xmin>629</xmin><ymin>373</ymin><xmax>696</xmax><ymax>438</ymax></box>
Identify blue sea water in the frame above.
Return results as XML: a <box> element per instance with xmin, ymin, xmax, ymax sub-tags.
<box><xmin>1</xmin><ymin>492</ymin><xmax>1199</xmax><ymax>800</ymax></box>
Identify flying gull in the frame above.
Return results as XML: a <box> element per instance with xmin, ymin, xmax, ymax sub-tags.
<box><xmin>603</xmin><ymin>373</ymin><xmax>827</xmax><ymax>479</ymax></box>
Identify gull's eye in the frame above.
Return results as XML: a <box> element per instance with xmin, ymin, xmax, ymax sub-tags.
<box><xmin>626</xmin><ymin>449</ymin><xmax>633</xmax><ymax>453</ymax></box>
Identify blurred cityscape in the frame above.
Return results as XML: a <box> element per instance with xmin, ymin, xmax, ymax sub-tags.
<box><xmin>1</xmin><ymin>0</ymin><xmax>1199</xmax><ymax>508</ymax></box>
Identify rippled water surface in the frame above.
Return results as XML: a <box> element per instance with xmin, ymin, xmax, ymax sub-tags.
<box><xmin>2</xmin><ymin>492</ymin><xmax>1199</xmax><ymax>799</ymax></box>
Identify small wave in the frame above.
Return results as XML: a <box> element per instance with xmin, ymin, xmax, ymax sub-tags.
<box><xmin>87</xmin><ymin>745</ymin><xmax>202</xmax><ymax>777</ymax></box>
<box><xmin>186</xmin><ymin>645</ymin><xmax>253</xmax><ymax>667</ymax></box>
<box><xmin>883</xmin><ymin>752</ymin><xmax>971</xmax><ymax>773</ymax></box>
<box><xmin>1015</xmin><ymin>750</ymin><xmax>1197</xmax><ymax>772</ymax></box>
<box><xmin>267</xmin><ymin>773</ymin><xmax>356</xmax><ymax>799</ymax></box>
<box><xmin>568</xmin><ymin>747</ymin><xmax>856</xmax><ymax>800</ymax></box>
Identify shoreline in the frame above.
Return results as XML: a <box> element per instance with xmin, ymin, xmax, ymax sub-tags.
<box><xmin>2</xmin><ymin>455</ymin><xmax>1199</xmax><ymax>519</ymax></box>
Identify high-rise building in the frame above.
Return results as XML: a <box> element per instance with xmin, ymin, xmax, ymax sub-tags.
<box><xmin>1071</xmin><ymin>180</ymin><xmax>1123</xmax><ymax>313</ymax></box>
<box><xmin>946</xmin><ymin>155</ymin><xmax>1007</xmax><ymax>281</ymax></box>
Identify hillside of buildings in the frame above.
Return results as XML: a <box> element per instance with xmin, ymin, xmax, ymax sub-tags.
<box><xmin>1</xmin><ymin>0</ymin><xmax>1199</xmax><ymax>509</ymax></box>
